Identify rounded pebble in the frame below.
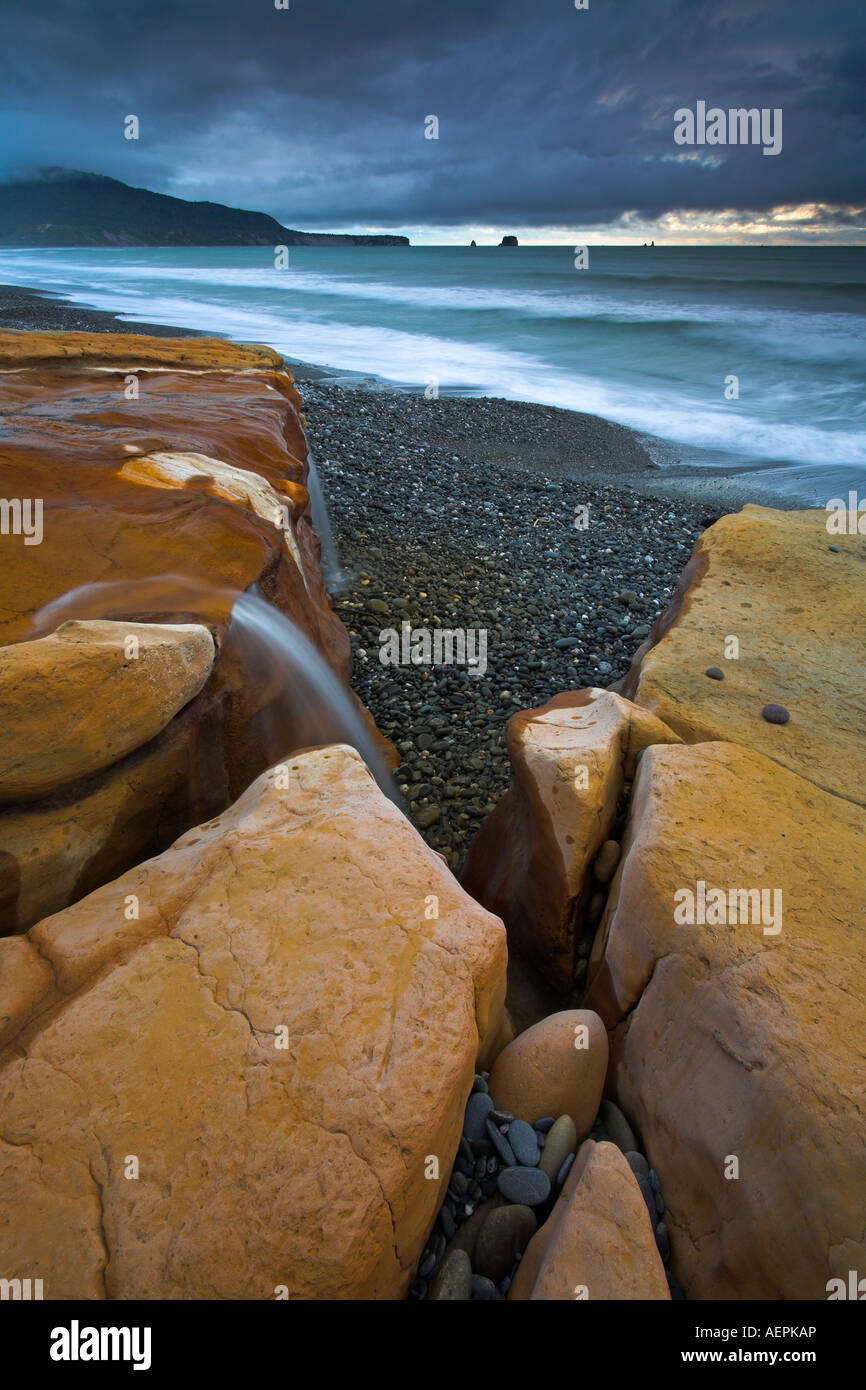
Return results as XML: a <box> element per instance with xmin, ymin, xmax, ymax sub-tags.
<box><xmin>705</xmin><ymin>666</ymin><xmax>724</xmax><ymax>680</ymax></box>
<box><xmin>463</xmin><ymin>1091</ymin><xmax>494</xmax><ymax>1141</ymax></box>
<box><xmin>508</xmin><ymin>1119</ymin><xmax>540</xmax><ymax>1167</ymax></box>
<box><xmin>534</xmin><ymin>1116</ymin><xmax>556</xmax><ymax>1133</ymax></box>
<box><xmin>656</xmin><ymin>1221</ymin><xmax>671</xmax><ymax>1262</ymax></box>
<box><xmin>471</xmin><ymin>1274</ymin><xmax>500</xmax><ymax>1300</ymax></box>
<box><xmin>593</xmin><ymin>839</ymin><xmax>621</xmax><ymax>884</ymax></box>
<box><xmin>428</xmin><ymin>1248</ymin><xmax>472</xmax><ymax>1300</ymax></box>
<box><xmin>539</xmin><ymin>1113</ymin><xmax>577</xmax><ymax>1183</ymax></box>
<box><xmin>497</xmin><ymin>1166</ymin><xmax>551</xmax><ymax>1206</ymax></box>
<box><xmin>473</xmin><ymin>1203</ymin><xmax>537</xmax><ymax>1283</ymax></box>
<box><xmin>485</xmin><ymin>1117</ymin><xmax>517</xmax><ymax>1167</ymax></box>
<box><xmin>762</xmin><ymin>703</ymin><xmax>790</xmax><ymax>724</ymax></box>
<box><xmin>625</xmin><ymin>1150</ymin><xmax>649</xmax><ymax>1177</ymax></box>
<box><xmin>600</xmin><ymin>1099</ymin><xmax>638</xmax><ymax>1153</ymax></box>
<box><xmin>439</xmin><ymin>1205</ymin><xmax>456</xmax><ymax>1240</ymax></box>
<box><xmin>556</xmin><ymin>1152</ymin><xmax>575</xmax><ymax>1190</ymax></box>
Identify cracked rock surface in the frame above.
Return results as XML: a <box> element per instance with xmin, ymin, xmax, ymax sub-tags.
<box><xmin>0</xmin><ymin>744</ymin><xmax>507</xmax><ymax>1299</ymax></box>
<box><xmin>584</xmin><ymin>739</ymin><xmax>866</xmax><ymax>1299</ymax></box>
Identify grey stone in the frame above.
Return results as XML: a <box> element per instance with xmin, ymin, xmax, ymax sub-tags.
<box><xmin>473</xmin><ymin>1203</ymin><xmax>537</xmax><ymax>1283</ymax></box>
<box><xmin>600</xmin><ymin>1099</ymin><xmax>638</xmax><ymax>1152</ymax></box>
<box><xmin>508</xmin><ymin>1119</ymin><xmax>540</xmax><ymax>1167</ymax></box>
<box><xmin>463</xmin><ymin>1091</ymin><xmax>494</xmax><ymax>1141</ymax></box>
<box><xmin>497</xmin><ymin>1166</ymin><xmax>551</xmax><ymax>1206</ymax></box>
<box><xmin>539</xmin><ymin>1114</ymin><xmax>577</xmax><ymax>1183</ymax></box>
<box><xmin>428</xmin><ymin>1248</ymin><xmax>472</xmax><ymax>1300</ymax></box>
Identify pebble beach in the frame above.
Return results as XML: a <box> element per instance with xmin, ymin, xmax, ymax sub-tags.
<box><xmin>0</xmin><ymin>282</ymin><xmax>716</xmax><ymax>867</ymax></box>
<box><xmin>303</xmin><ymin>382</ymin><xmax>715</xmax><ymax>867</ymax></box>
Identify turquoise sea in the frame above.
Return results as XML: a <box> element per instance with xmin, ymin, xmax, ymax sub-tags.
<box><xmin>1</xmin><ymin>244</ymin><xmax>864</xmax><ymax>498</ymax></box>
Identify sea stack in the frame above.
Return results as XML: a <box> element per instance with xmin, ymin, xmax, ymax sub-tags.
<box><xmin>499</xmin><ymin>234</ymin><xmax>518</xmax><ymax>247</ymax></box>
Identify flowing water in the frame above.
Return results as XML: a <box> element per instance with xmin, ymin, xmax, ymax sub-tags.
<box><xmin>1</xmin><ymin>243</ymin><xmax>864</xmax><ymax>498</ymax></box>
<box><xmin>31</xmin><ymin>575</ymin><xmax>396</xmax><ymax>798</ymax></box>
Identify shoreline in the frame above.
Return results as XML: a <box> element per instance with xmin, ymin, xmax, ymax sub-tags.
<box><xmin>0</xmin><ymin>280</ymin><xmax>732</xmax><ymax>869</ymax></box>
<box><xmin>0</xmin><ymin>280</ymin><xmax>819</xmax><ymax>866</ymax></box>
<box><xmin>0</xmin><ymin>280</ymin><xmax>824</xmax><ymax>512</ymax></box>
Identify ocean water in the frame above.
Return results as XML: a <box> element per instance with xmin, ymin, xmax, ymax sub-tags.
<box><xmin>0</xmin><ymin>244</ymin><xmax>864</xmax><ymax>496</ymax></box>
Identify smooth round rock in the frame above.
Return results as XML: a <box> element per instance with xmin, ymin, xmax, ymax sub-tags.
<box><xmin>637</xmin><ymin>1173</ymin><xmax>657</xmax><ymax>1224</ymax></box>
<box><xmin>538</xmin><ymin>1113</ymin><xmax>577</xmax><ymax>1183</ymax></box>
<box><xmin>625</xmin><ymin>1149</ymin><xmax>649</xmax><ymax>1177</ymax></box>
<box><xmin>485</xmin><ymin>1117</ymin><xmax>517</xmax><ymax>1167</ymax></box>
<box><xmin>473</xmin><ymin>1204</ymin><xmax>537</xmax><ymax>1283</ymax></box>
<box><xmin>471</xmin><ymin>1274</ymin><xmax>500</xmax><ymax>1300</ymax></box>
<box><xmin>593</xmin><ymin>839</ymin><xmax>621</xmax><ymax>885</ymax></box>
<box><xmin>489</xmin><ymin>1010</ymin><xmax>608</xmax><ymax>1141</ymax></box>
<box><xmin>656</xmin><ymin>1221</ymin><xmax>671</xmax><ymax>1262</ymax></box>
<box><xmin>497</xmin><ymin>1166</ymin><xmax>551</xmax><ymax>1206</ymax></box>
<box><xmin>508</xmin><ymin>1119</ymin><xmax>540</xmax><ymax>1167</ymax></box>
<box><xmin>705</xmin><ymin>666</ymin><xmax>725</xmax><ymax>680</ymax></box>
<box><xmin>829</xmin><ymin>545</ymin><xmax>840</xmax><ymax>553</ymax></box>
<box><xmin>600</xmin><ymin>1099</ymin><xmax>638</xmax><ymax>1153</ymax></box>
<box><xmin>428</xmin><ymin>1248</ymin><xmax>472</xmax><ymax>1300</ymax></box>
<box><xmin>586</xmin><ymin>889</ymin><xmax>606</xmax><ymax>925</ymax></box>
<box><xmin>556</xmin><ymin>1152</ymin><xmax>575</xmax><ymax>1190</ymax></box>
<box><xmin>442</xmin><ymin>1195</ymin><xmax>504</xmax><ymax>1261</ymax></box>
<box><xmin>762</xmin><ymin>703</ymin><xmax>790</xmax><ymax>724</ymax></box>
<box><xmin>463</xmin><ymin>1091</ymin><xmax>494</xmax><ymax>1141</ymax></box>
<box><xmin>439</xmin><ymin>1205</ymin><xmax>456</xmax><ymax>1240</ymax></box>
<box><xmin>534</xmin><ymin>1116</ymin><xmax>556</xmax><ymax>1133</ymax></box>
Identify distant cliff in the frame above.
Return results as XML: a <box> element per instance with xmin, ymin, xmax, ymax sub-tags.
<box><xmin>0</xmin><ymin>170</ymin><xmax>410</xmax><ymax>247</ymax></box>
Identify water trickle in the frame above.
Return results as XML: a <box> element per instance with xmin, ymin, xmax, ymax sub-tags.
<box><xmin>30</xmin><ymin>574</ymin><xmax>397</xmax><ymax>799</ymax></box>
<box><xmin>304</xmin><ymin>448</ymin><xmax>348</xmax><ymax>592</ymax></box>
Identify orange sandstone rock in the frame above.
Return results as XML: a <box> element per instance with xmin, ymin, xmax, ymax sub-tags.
<box><xmin>584</xmin><ymin>740</ymin><xmax>866</xmax><ymax>1299</ymax></box>
<box><xmin>0</xmin><ymin>620</ymin><xmax>214</xmax><ymax>802</ymax></box>
<box><xmin>619</xmin><ymin>505</ymin><xmax>866</xmax><ymax>806</ymax></box>
<box><xmin>508</xmin><ymin>1139</ymin><xmax>669</xmax><ymax>1300</ymax></box>
<box><xmin>462</xmin><ymin>689</ymin><xmax>680</xmax><ymax>990</ymax></box>
<box><xmin>0</xmin><ymin>331</ymin><xmax>396</xmax><ymax>929</ymax></box>
<box><xmin>0</xmin><ymin>745</ymin><xmax>507</xmax><ymax>1300</ymax></box>
<box><xmin>488</xmin><ymin>1008</ymin><xmax>608</xmax><ymax>1139</ymax></box>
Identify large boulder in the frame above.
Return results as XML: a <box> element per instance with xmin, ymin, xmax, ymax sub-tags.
<box><xmin>584</xmin><ymin>739</ymin><xmax>866</xmax><ymax>1299</ymax></box>
<box><xmin>0</xmin><ymin>331</ymin><xmax>390</xmax><ymax>930</ymax></box>
<box><xmin>0</xmin><ymin>620</ymin><xmax>214</xmax><ymax>802</ymax></box>
<box><xmin>0</xmin><ymin>331</ymin><xmax>343</xmax><ymax>665</ymax></box>
<box><xmin>462</xmin><ymin>689</ymin><xmax>680</xmax><ymax>991</ymax></box>
<box><xmin>509</xmin><ymin>1139</ymin><xmax>669</xmax><ymax>1300</ymax></box>
<box><xmin>0</xmin><ymin>745</ymin><xmax>507</xmax><ymax>1299</ymax></box>
<box><xmin>619</xmin><ymin>505</ymin><xmax>866</xmax><ymax>806</ymax></box>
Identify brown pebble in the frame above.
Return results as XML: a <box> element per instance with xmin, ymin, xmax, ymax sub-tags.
<box><xmin>761</xmin><ymin>703</ymin><xmax>790</xmax><ymax>725</ymax></box>
<box><xmin>593</xmin><ymin>839</ymin><xmax>621</xmax><ymax>885</ymax></box>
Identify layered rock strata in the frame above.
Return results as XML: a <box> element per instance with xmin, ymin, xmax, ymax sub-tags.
<box><xmin>0</xmin><ymin>331</ymin><xmax>380</xmax><ymax>930</ymax></box>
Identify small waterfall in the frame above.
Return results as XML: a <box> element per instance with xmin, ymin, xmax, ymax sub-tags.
<box><xmin>304</xmin><ymin>447</ymin><xmax>350</xmax><ymax>593</ymax></box>
<box><xmin>30</xmin><ymin>575</ymin><xmax>396</xmax><ymax>798</ymax></box>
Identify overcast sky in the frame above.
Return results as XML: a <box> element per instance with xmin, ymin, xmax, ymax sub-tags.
<box><xmin>1</xmin><ymin>0</ymin><xmax>863</xmax><ymax>242</ymax></box>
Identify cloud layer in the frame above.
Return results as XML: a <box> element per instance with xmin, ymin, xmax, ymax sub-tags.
<box><xmin>0</xmin><ymin>0</ymin><xmax>863</xmax><ymax>236</ymax></box>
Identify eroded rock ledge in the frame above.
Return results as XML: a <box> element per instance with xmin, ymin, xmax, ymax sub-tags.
<box><xmin>0</xmin><ymin>330</ymin><xmax>370</xmax><ymax>930</ymax></box>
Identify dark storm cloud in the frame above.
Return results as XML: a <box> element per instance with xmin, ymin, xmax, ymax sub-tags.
<box><xmin>0</xmin><ymin>0</ymin><xmax>863</xmax><ymax>229</ymax></box>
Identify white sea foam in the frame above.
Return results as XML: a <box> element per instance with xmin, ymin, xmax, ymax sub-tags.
<box><xmin>1</xmin><ymin>247</ymin><xmax>863</xmax><ymax>472</ymax></box>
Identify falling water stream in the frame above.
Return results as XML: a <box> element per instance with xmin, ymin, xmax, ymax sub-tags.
<box><xmin>30</xmin><ymin>574</ymin><xmax>397</xmax><ymax>799</ymax></box>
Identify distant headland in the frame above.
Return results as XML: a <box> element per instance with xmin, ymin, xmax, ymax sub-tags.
<box><xmin>0</xmin><ymin>170</ymin><xmax>410</xmax><ymax>247</ymax></box>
